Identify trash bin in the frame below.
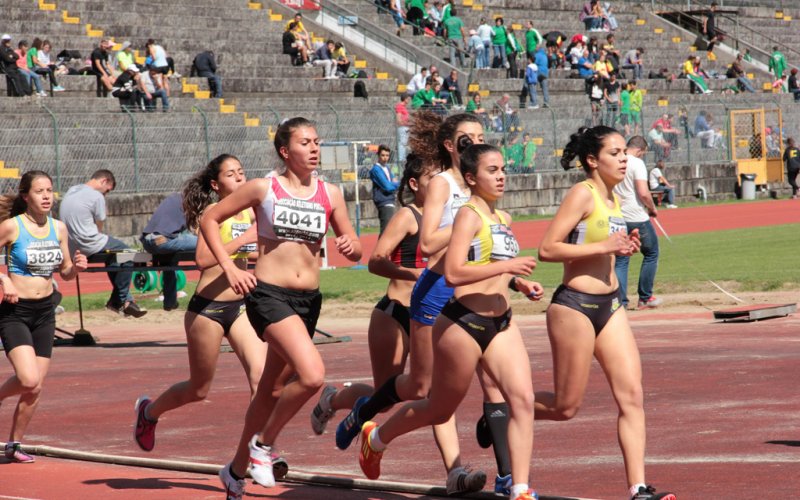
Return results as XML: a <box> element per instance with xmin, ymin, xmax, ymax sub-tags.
<box><xmin>740</xmin><ymin>173</ymin><xmax>757</xmax><ymax>200</ymax></box>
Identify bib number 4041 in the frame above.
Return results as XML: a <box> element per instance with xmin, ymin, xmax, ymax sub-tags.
<box><xmin>275</xmin><ymin>207</ymin><xmax>323</xmax><ymax>230</ymax></box>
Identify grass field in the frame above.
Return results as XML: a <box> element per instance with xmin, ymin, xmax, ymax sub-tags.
<box><xmin>58</xmin><ymin>223</ymin><xmax>800</xmax><ymax>312</ymax></box>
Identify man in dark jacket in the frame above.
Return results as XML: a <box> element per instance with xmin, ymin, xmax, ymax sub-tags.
<box><xmin>0</xmin><ymin>34</ymin><xmax>31</xmax><ymax>96</ymax></box>
<box><xmin>369</xmin><ymin>145</ymin><xmax>399</xmax><ymax>234</ymax></box>
<box><xmin>193</xmin><ymin>50</ymin><xmax>222</xmax><ymax>98</ymax></box>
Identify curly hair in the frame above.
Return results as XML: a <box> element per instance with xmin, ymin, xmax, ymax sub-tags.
<box><xmin>408</xmin><ymin>112</ymin><xmax>482</xmax><ymax>171</ymax></box>
<box><xmin>182</xmin><ymin>154</ymin><xmax>239</xmax><ymax>231</ymax></box>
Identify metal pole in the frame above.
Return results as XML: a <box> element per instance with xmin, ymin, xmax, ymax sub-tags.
<box><xmin>329</xmin><ymin>104</ymin><xmax>341</xmax><ymax>141</ymax></box>
<box><xmin>192</xmin><ymin>105</ymin><xmax>210</xmax><ymax>163</ymax></box>
<box><xmin>547</xmin><ymin>105</ymin><xmax>558</xmax><ymax>170</ymax></box>
<box><xmin>42</xmin><ymin>104</ymin><xmax>61</xmax><ymax>192</ymax></box>
<box><xmin>353</xmin><ymin>141</ymin><xmax>360</xmax><ymax>237</ymax></box>
<box><xmin>121</xmin><ymin>106</ymin><xmax>139</xmax><ymax>192</ymax></box>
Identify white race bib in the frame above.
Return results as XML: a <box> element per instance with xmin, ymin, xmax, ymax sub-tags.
<box><xmin>609</xmin><ymin>216</ymin><xmax>627</xmax><ymax>235</ymax></box>
<box><xmin>231</xmin><ymin>222</ymin><xmax>256</xmax><ymax>253</ymax></box>
<box><xmin>273</xmin><ymin>198</ymin><xmax>327</xmax><ymax>243</ymax></box>
<box><xmin>26</xmin><ymin>241</ymin><xmax>63</xmax><ymax>276</ymax></box>
<box><xmin>490</xmin><ymin>224</ymin><xmax>519</xmax><ymax>261</ymax></box>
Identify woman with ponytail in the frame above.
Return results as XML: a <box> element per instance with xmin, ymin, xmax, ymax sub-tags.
<box><xmin>132</xmin><ymin>154</ymin><xmax>270</xmax><ymax>459</ymax></box>
<box><xmin>0</xmin><ymin>171</ymin><xmax>87</xmax><ymax>462</ymax></box>
<box><xmin>537</xmin><ymin>126</ymin><xmax>675</xmax><ymax>500</ymax></box>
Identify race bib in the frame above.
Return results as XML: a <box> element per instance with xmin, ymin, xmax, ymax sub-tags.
<box><xmin>451</xmin><ymin>195</ymin><xmax>467</xmax><ymax>218</ymax></box>
<box><xmin>609</xmin><ymin>216</ymin><xmax>627</xmax><ymax>235</ymax></box>
<box><xmin>231</xmin><ymin>222</ymin><xmax>256</xmax><ymax>253</ymax></box>
<box><xmin>25</xmin><ymin>240</ymin><xmax>63</xmax><ymax>276</ymax></box>
<box><xmin>490</xmin><ymin>224</ymin><xmax>519</xmax><ymax>261</ymax></box>
<box><xmin>273</xmin><ymin>198</ymin><xmax>327</xmax><ymax>243</ymax></box>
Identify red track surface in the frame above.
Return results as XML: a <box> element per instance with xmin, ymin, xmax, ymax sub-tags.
<box><xmin>52</xmin><ymin>199</ymin><xmax>800</xmax><ymax>297</ymax></box>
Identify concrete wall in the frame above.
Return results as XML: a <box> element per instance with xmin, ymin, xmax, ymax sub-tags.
<box><xmin>97</xmin><ymin>162</ymin><xmax>738</xmax><ymax>239</ymax></box>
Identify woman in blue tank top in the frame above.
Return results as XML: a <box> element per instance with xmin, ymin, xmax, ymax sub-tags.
<box><xmin>0</xmin><ymin>171</ymin><xmax>87</xmax><ymax>463</ymax></box>
<box><xmin>538</xmin><ymin>127</ymin><xmax>674</xmax><ymax>500</ymax></box>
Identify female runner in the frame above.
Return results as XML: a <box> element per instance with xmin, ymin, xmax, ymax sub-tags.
<box><xmin>200</xmin><ymin>117</ymin><xmax>361</xmax><ymax>500</ymax></box>
<box><xmin>358</xmin><ymin>144</ymin><xmax>543</xmax><ymax>500</ymax></box>
<box><xmin>0</xmin><ymin>171</ymin><xmax>87</xmax><ymax>462</ymax></box>
<box><xmin>335</xmin><ymin>112</ymin><xmax>512</xmax><ymax>495</ymax></box>
<box><xmin>537</xmin><ymin>126</ymin><xmax>675</xmax><ymax>500</ymax></box>
<box><xmin>309</xmin><ymin>154</ymin><xmax>434</xmax><ymax>434</ymax></box>
<box><xmin>133</xmin><ymin>154</ymin><xmax>268</xmax><ymax>453</ymax></box>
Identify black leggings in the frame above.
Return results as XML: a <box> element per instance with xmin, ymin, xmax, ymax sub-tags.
<box><xmin>34</xmin><ymin>66</ymin><xmax>58</xmax><ymax>87</ymax></box>
<box><xmin>788</xmin><ymin>169</ymin><xmax>799</xmax><ymax>196</ymax></box>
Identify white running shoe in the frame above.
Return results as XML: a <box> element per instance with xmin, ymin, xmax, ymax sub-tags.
<box><xmin>248</xmin><ymin>434</ymin><xmax>276</xmax><ymax>487</ymax></box>
<box><xmin>219</xmin><ymin>463</ymin><xmax>246</xmax><ymax>500</ymax></box>
<box><xmin>311</xmin><ymin>385</ymin><xmax>338</xmax><ymax>435</ymax></box>
<box><xmin>446</xmin><ymin>466</ymin><xmax>487</xmax><ymax>495</ymax></box>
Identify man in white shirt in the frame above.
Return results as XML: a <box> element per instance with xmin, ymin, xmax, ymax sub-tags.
<box><xmin>406</xmin><ymin>66</ymin><xmax>428</xmax><ymax>94</ymax></box>
<box><xmin>613</xmin><ymin>136</ymin><xmax>663</xmax><ymax>310</ymax></box>
<box><xmin>648</xmin><ymin>161</ymin><xmax>677</xmax><ymax>208</ymax></box>
<box><xmin>476</xmin><ymin>18</ymin><xmax>493</xmax><ymax>69</ymax></box>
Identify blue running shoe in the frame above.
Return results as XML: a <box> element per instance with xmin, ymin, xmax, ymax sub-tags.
<box><xmin>335</xmin><ymin>396</ymin><xmax>369</xmax><ymax>450</ymax></box>
<box><xmin>495</xmin><ymin>473</ymin><xmax>512</xmax><ymax>495</ymax></box>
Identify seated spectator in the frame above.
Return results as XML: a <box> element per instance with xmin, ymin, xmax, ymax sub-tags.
<box><xmin>766</xmin><ymin>129</ymin><xmax>781</xmax><ymax>158</ymax></box>
<box><xmin>282</xmin><ymin>22</ymin><xmax>309</xmax><ymax>66</ymax></box>
<box><xmin>729</xmin><ymin>53</ymin><xmax>755</xmax><ymax>93</ymax></box>
<box><xmin>406</xmin><ymin>66</ymin><xmax>428</xmax><ymax>94</ymax></box>
<box><xmin>622</xmin><ymin>47</ymin><xmax>644</xmax><ymax>80</ymax></box>
<box><xmin>603</xmin><ymin>2</ymin><xmax>619</xmax><ymax>31</ymax></box>
<box><xmin>29</xmin><ymin>38</ymin><xmax>64</xmax><ymax>92</ymax></box>
<box><xmin>429</xmin><ymin>81</ymin><xmax>449</xmax><ymax>114</ymax></box>
<box><xmin>602</xmin><ymin>34</ymin><xmax>621</xmax><ymax>72</ymax></box>
<box><xmin>112</xmin><ymin>65</ymin><xmax>148</xmax><ymax>110</ymax></box>
<box><xmin>92</xmin><ymin>39</ymin><xmax>116</xmax><ymax>94</ymax></box>
<box><xmin>285</xmin><ymin>12</ymin><xmax>312</xmax><ymax>50</ymax></box>
<box><xmin>140</xmin><ymin>192</ymin><xmax>197</xmax><ymax>310</ymax></box>
<box><xmin>140</xmin><ymin>66</ymin><xmax>169</xmax><ymax>112</ymax></box>
<box><xmin>694</xmin><ymin>111</ymin><xmax>723</xmax><ymax>149</ymax></box>
<box><xmin>0</xmin><ymin>34</ymin><xmax>31</xmax><ymax>97</ymax></box>
<box><xmin>593</xmin><ymin>49</ymin><xmax>612</xmax><ymax>80</ymax></box>
<box><xmin>577</xmin><ymin>48</ymin><xmax>595</xmax><ymax>92</ymax></box>
<box><xmin>493</xmin><ymin>93</ymin><xmax>519</xmax><ymax>131</ymax></box>
<box><xmin>429</xmin><ymin>67</ymin><xmax>444</xmax><ymax>87</ymax></box>
<box><xmin>467</xmin><ymin>29</ymin><xmax>485</xmax><ymax>69</ymax></box>
<box><xmin>411</xmin><ymin>78</ymin><xmax>436</xmax><ymax>109</ymax></box>
<box><xmin>648</xmin><ymin>160</ymin><xmax>677</xmax><ymax>208</ymax></box>
<box><xmin>683</xmin><ymin>54</ymin><xmax>711</xmax><ymax>94</ymax></box>
<box><xmin>333</xmin><ymin>42</ymin><xmax>350</xmax><ymax>76</ymax></box>
<box><xmin>192</xmin><ymin>50</ymin><xmax>222</xmax><ymax>98</ymax></box>
<box><xmin>16</xmin><ymin>40</ymin><xmax>46</xmax><ymax>97</ymax></box>
<box><xmin>116</xmin><ymin>41</ymin><xmax>134</xmax><ymax>72</ymax></box>
<box><xmin>313</xmin><ymin>40</ymin><xmax>337</xmax><ymax>79</ymax></box>
<box><xmin>789</xmin><ymin>68</ymin><xmax>800</xmax><ymax>102</ymax></box>
<box><xmin>580</xmin><ymin>0</ymin><xmax>605</xmax><ymax>31</ymax></box>
<box><xmin>648</xmin><ymin>124</ymin><xmax>671</xmax><ymax>160</ymax></box>
<box><xmin>36</xmin><ymin>40</ymin><xmax>68</xmax><ymax>80</ymax></box>
<box><xmin>60</xmin><ymin>169</ymin><xmax>148</xmax><ymax>318</ymax></box>
<box><xmin>440</xmin><ymin>69</ymin><xmax>462</xmax><ymax>106</ymax></box>
<box><xmin>652</xmin><ymin>113</ymin><xmax>679</xmax><ymax>148</ymax></box>
<box><xmin>427</xmin><ymin>1</ymin><xmax>442</xmax><ymax>36</ymax></box>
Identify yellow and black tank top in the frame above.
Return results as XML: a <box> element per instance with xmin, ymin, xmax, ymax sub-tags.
<box><xmin>567</xmin><ymin>181</ymin><xmax>626</xmax><ymax>244</ymax></box>
<box><xmin>220</xmin><ymin>210</ymin><xmax>256</xmax><ymax>259</ymax></box>
<box><xmin>464</xmin><ymin>203</ymin><xmax>519</xmax><ymax>265</ymax></box>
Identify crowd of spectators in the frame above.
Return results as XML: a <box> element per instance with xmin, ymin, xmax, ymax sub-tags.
<box><xmin>282</xmin><ymin>13</ymin><xmax>351</xmax><ymax>79</ymax></box>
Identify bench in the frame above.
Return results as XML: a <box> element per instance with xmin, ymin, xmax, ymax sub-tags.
<box><xmin>652</xmin><ymin>192</ymin><xmax>664</xmax><ymax>206</ymax></box>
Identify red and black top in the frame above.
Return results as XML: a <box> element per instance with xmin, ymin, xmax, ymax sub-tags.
<box><xmin>390</xmin><ymin>206</ymin><xmax>427</xmax><ymax>269</ymax></box>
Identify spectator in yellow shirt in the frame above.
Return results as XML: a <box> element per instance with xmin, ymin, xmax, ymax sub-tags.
<box><xmin>116</xmin><ymin>41</ymin><xmax>134</xmax><ymax>72</ymax></box>
<box><xmin>285</xmin><ymin>13</ymin><xmax>311</xmax><ymax>50</ymax></box>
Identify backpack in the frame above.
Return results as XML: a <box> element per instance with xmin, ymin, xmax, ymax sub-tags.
<box><xmin>354</xmin><ymin>80</ymin><xmax>368</xmax><ymax>99</ymax></box>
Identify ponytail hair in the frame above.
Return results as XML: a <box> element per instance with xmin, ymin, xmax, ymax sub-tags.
<box><xmin>409</xmin><ymin>111</ymin><xmax>482</xmax><ymax>170</ymax></box>
<box><xmin>560</xmin><ymin>126</ymin><xmax>620</xmax><ymax>174</ymax></box>
<box><xmin>397</xmin><ymin>153</ymin><xmax>426</xmax><ymax>207</ymax></box>
<box><xmin>182</xmin><ymin>154</ymin><xmax>238</xmax><ymax>231</ymax></box>
<box><xmin>0</xmin><ymin>170</ymin><xmax>53</xmax><ymax>222</ymax></box>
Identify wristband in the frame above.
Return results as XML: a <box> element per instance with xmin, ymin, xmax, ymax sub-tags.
<box><xmin>508</xmin><ymin>277</ymin><xmax>519</xmax><ymax>292</ymax></box>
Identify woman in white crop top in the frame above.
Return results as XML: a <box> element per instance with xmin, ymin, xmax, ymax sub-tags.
<box><xmin>200</xmin><ymin>117</ymin><xmax>361</xmax><ymax>496</ymax></box>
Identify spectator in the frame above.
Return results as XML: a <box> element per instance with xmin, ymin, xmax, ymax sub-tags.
<box><xmin>442</xmin><ymin>7</ymin><xmax>466</xmax><ymax>67</ymax></box>
<box><xmin>593</xmin><ymin>49</ymin><xmax>611</xmax><ymax>80</ymax></box>
<box><xmin>613</xmin><ymin>135</ymin><xmax>663</xmax><ymax>310</ymax></box>
<box><xmin>111</xmin><ymin>65</ymin><xmax>149</xmax><ymax>110</ymax></box>
<box><xmin>702</xmin><ymin>2</ymin><xmax>720</xmax><ymax>54</ymax></box>
<box><xmin>406</xmin><ymin>0</ymin><xmax>426</xmax><ymax>35</ymax></box>
<box><xmin>35</xmin><ymin>40</ymin><xmax>67</xmax><ymax>88</ymax></box>
<box><xmin>477</xmin><ymin>18</ymin><xmax>493</xmax><ymax>70</ymax></box>
<box><xmin>727</xmin><ymin>53</ymin><xmax>755</xmax><ymax>93</ymax></box>
<box><xmin>391</xmin><ymin>0</ymin><xmax>406</xmax><ymax>37</ymax></box>
<box><xmin>140</xmin><ymin>66</ymin><xmax>169</xmax><ymax>112</ymax></box>
<box><xmin>652</xmin><ymin>113</ymin><xmax>679</xmax><ymax>149</ymax></box>
<box><xmin>427</xmin><ymin>1</ymin><xmax>442</xmax><ymax>36</ymax></box>
<box><xmin>629</xmin><ymin>80</ymin><xmax>643</xmax><ymax>135</ymax></box>
<box><xmin>429</xmin><ymin>67</ymin><xmax>444</xmax><ymax>87</ymax></box>
<box><xmin>406</xmin><ymin>66</ymin><xmax>428</xmax><ymax>94</ymax></box>
<box><xmin>648</xmin><ymin>160</ymin><xmax>677</xmax><ymax>208</ymax></box>
<box><xmin>788</xmin><ymin>68</ymin><xmax>800</xmax><ymax>102</ymax></box>
<box><xmin>577</xmin><ymin>47</ymin><xmax>595</xmax><ymax>93</ymax></box>
<box><xmin>603</xmin><ymin>2</ymin><xmax>618</xmax><ymax>31</ymax></box>
<box><xmin>768</xmin><ymin>45</ymin><xmax>787</xmax><ymax>80</ymax></box>
<box><xmin>647</xmin><ymin>124</ymin><xmax>671</xmax><ymax>160</ymax></box>
<box><xmin>16</xmin><ymin>40</ymin><xmax>46</xmax><ymax>97</ymax></box>
<box><xmin>589</xmin><ymin>74</ymin><xmax>604</xmax><ymax>126</ymax></box>
<box><xmin>621</xmin><ymin>47</ymin><xmax>644</xmax><ymax>80</ymax></box>
<box><xmin>285</xmin><ymin>13</ymin><xmax>312</xmax><ymax>50</ymax></box>
<box><xmin>684</xmin><ymin>55</ymin><xmax>711</xmax><ymax>94</ymax></box>
<box><xmin>604</xmin><ymin>72</ymin><xmax>620</xmax><ymax>128</ymax></box>
<box><xmin>92</xmin><ymin>39</ymin><xmax>115</xmax><ymax>95</ymax></box>
<box><xmin>493</xmin><ymin>93</ymin><xmax>519</xmax><ymax>131</ymax></box>
<box><xmin>193</xmin><ymin>50</ymin><xmax>223</xmax><ymax>98</ymax></box>
<box><xmin>580</xmin><ymin>0</ymin><xmax>602</xmax><ymax>31</ymax></box>
<box><xmin>524</xmin><ymin>54</ymin><xmax>539</xmax><ymax>109</ymax></box>
<box><xmin>333</xmin><ymin>42</ymin><xmax>350</xmax><ymax>76</ymax></box>
<box><xmin>492</xmin><ymin>17</ymin><xmax>509</xmax><ymax>69</ymax></box>
<box><xmin>146</xmin><ymin>39</ymin><xmax>170</xmax><ymax>96</ymax></box>
<box><xmin>766</xmin><ymin>128</ymin><xmax>781</xmax><ymax>158</ymax></box>
<box><xmin>313</xmin><ymin>40</ymin><xmax>337</xmax><ymax>79</ymax></box>
<box><xmin>467</xmin><ymin>29</ymin><xmax>485</xmax><ymax>69</ymax></box>
<box><xmin>695</xmin><ymin>111</ymin><xmax>723</xmax><ymax>149</ymax></box>
<box><xmin>29</xmin><ymin>38</ymin><xmax>64</xmax><ymax>92</ymax></box>
<box><xmin>505</xmin><ymin>27</ymin><xmax>522</xmax><ymax>78</ymax></box>
<box><xmin>369</xmin><ymin>145</ymin><xmax>399</xmax><ymax>234</ymax></box>
<box><xmin>465</xmin><ymin>92</ymin><xmax>490</xmax><ymax>129</ymax></box>
<box><xmin>522</xmin><ymin>132</ymin><xmax>537</xmax><ymax>170</ymax></box>
<box><xmin>116</xmin><ymin>41</ymin><xmax>134</xmax><ymax>72</ymax></box>
<box><xmin>525</xmin><ymin>20</ymin><xmax>542</xmax><ymax>60</ymax></box>
<box><xmin>395</xmin><ymin>93</ymin><xmax>411</xmax><ymax>163</ymax></box>
<box><xmin>534</xmin><ymin>45</ymin><xmax>550</xmax><ymax>107</ymax></box>
<box><xmin>411</xmin><ymin>78</ymin><xmax>435</xmax><ymax>109</ymax></box>
<box><xmin>0</xmin><ymin>34</ymin><xmax>31</xmax><ymax>97</ymax></box>
<box><xmin>602</xmin><ymin>34</ymin><xmax>621</xmax><ymax>73</ymax></box>
<box><xmin>587</xmin><ymin>36</ymin><xmax>600</xmax><ymax>59</ymax></box>
<box><xmin>440</xmin><ymin>69</ymin><xmax>462</xmax><ymax>107</ymax></box>
<box><xmin>282</xmin><ymin>22</ymin><xmax>309</xmax><ymax>66</ymax></box>
<box><xmin>784</xmin><ymin>137</ymin><xmax>800</xmax><ymax>199</ymax></box>
<box><xmin>619</xmin><ymin>81</ymin><xmax>631</xmax><ymax>136</ymax></box>
<box><xmin>60</xmin><ymin>170</ymin><xmax>147</xmax><ymax>318</ymax></box>
<box><xmin>140</xmin><ymin>193</ymin><xmax>197</xmax><ymax>310</ymax></box>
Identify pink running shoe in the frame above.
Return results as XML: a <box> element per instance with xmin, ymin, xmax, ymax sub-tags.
<box><xmin>4</xmin><ymin>442</ymin><xmax>34</xmax><ymax>463</ymax></box>
<box><xmin>134</xmin><ymin>395</ymin><xmax>157</xmax><ymax>451</ymax></box>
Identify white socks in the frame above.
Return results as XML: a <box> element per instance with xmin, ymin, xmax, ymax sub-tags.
<box><xmin>630</xmin><ymin>483</ymin><xmax>647</xmax><ymax>498</ymax></box>
<box><xmin>369</xmin><ymin>427</ymin><xmax>386</xmax><ymax>451</ymax></box>
<box><xmin>510</xmin><ymin>483</ymin><xmax>530</xmax><ymax>498</ymax></box>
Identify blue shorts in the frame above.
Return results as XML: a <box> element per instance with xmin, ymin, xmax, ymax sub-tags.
<box><xmin>392</xmin><ymin>11</ymin><xmax>404</xmax><ymax>27</ymax></box>
<box><xmin>409</xmin><ymin>269</ymin><xmax>454</xmax><ymax>326</ymax></box>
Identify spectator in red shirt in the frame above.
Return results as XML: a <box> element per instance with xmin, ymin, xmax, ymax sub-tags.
<box><xmin>651</xmin><ymin>113</ymin><xmax>679</xmax><ymax>149</ymax></box>
<box><xmin>395</xmin><ymin>93</ymin><xmax>411</xmax><ymax>163</ymax></box>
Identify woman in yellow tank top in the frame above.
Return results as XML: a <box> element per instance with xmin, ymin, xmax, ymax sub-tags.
<box><xmin>358</xmin><ymin>144</ymin><xmax>544</xmax><ymax>500</ymax></box>
<box><xmin>131</xmin><ymin>155</ymin><xmax>276</xmax><ymax>464</ymax></box>
<box><xmin>538</xmin><ymin>126</ymin><xmax>675</xmax><ymax>500</ymax></box>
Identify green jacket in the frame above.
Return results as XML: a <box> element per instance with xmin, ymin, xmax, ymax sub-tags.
<box><xmin>525</xmin><ymin>29</ymin><xmax>541</xmax><ymax>53</ymax></box>
<box><xmin>769</xmin><ymin>50</ymin><xmax>786</xmax><ymax>77</ymax></box>
<box><xmin>492</xmin><ymin>25</ymin><xmax>507</xmax><ymax>45</ymax></box>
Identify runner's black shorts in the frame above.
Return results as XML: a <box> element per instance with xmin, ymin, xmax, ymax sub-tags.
<box><xmin>0</xmin><ymin>295</ymin><xmax>56</xmax><ymax>358</ymax></box>
<box><xmin>245</xmin><ymin>281</ymin><xmax>322</xmax><ymax>340</ymax></box>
